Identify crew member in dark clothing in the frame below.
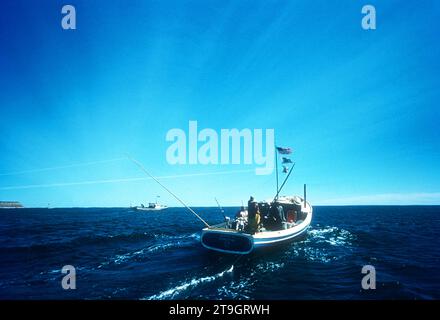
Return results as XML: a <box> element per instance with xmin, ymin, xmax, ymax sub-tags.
<box><xmin>269</xmin><ymin>203</ymin><xmax>286</xmax><ymax>229</ymax></box>
<box><xmin>277</xmin><ymin>205</ymin><xmax>286</xmax><ymax>222</ymax></box>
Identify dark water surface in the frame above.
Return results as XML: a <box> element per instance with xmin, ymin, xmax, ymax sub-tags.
<box><xmin>0</xmin><ymin>206</ymin><xmax>439</xmax><ymax>299</ymax></box>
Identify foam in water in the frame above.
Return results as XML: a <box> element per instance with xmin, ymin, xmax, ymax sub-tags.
<box><xmin>255</xmin><ymin>261</ymin><xmax>285</xmax><ymax>273</ymax></box>
<box><xmin>217</xmin><ymin>262</ymin><xmax>286</xmax><ymax>299</ymax></box>
<box><xmin>289</xmin><ymin>226</ymin><xmax>356</xmax><ymax>263</ymax></box>
<box><xmin>97</xmin><ymin>233</ymin><xmax>199</xmax><ymax>269</ymax></box>
<box><xmin>307</xmin><ymin>226</ymin><xmax>355</xmax><ymax>246</ymax></box>
<box><xmin>217</xmin><ymin>279</ymin><xmax>253</xmax><ymax>299</ymax></box>
<box><xmin>146</xmin><ymin>265</ymin><xmax>234</xmax><ymax>300</ymax></box>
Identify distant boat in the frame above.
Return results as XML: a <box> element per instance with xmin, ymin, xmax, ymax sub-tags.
<box><xmin>134</xmin><ymin>196</ymin><xmax>167</xmax><ymax>211</ymax></box>
<box><xmin>134</xmin><ymin>203</ymin><xmax>167</xmax><ymax>211</ymax></box>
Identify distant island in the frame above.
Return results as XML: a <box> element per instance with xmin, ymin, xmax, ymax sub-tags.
<box><xmin>0</xmin><ymin>201</ymin><xmax>24</xmax><ymax>208</ymax></box>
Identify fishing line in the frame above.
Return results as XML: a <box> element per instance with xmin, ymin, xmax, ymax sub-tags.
<box><xmin>228</xmin><ymin>253</ymin><xmax>245</xmax><ymax>274</ymax></box>
<box><xmin>214</xmin><ymin>197</ymin><xmax>227</xmax><ymax>220</ymax></box>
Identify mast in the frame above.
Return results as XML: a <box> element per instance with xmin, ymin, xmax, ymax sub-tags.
<box><xmin>275</xmin><ymin>146</ymin><xmax>279</xmax><ymax>200</ymax></box>
<box><xmin>274</xmin><ymin>163</ymin><xmax>295</xmax><ymax>201</ymax></box>
<box><xmin>304</xmin><ymin>184</ymin><xmax>307</xmax><ymax>208</ymax></box>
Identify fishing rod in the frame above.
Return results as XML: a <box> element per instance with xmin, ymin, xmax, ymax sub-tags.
<box><xmin>127</xmin><ymin>155</ymin><xmax>211</xmax><ymax>228</ymax></box>
<box><xmin>273</xmin><ymin>163</ymin><xmax>295</xmax><ymax>202</ymax></box>
<box><xmin>214</xmin><ymin>197</ymin><xmax>227</xmax><ymax>220</ymax></box>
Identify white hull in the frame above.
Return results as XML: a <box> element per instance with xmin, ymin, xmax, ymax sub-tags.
<box><xmin>134</xmin><ymin>206</ymin><xmax>167</xmax><ymax>211</ymax></box>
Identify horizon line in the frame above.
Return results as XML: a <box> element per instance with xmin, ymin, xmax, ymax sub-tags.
<box><xmin>4</xmin><ymin>203</ymin><xmax>440</xmax><ymax>209</ymax></box>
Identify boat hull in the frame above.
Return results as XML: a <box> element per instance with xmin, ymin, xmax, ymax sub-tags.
<box><xmin>201</xmin><ymin>225</ymin><xmax>310</xmax><ymax>254</ymax></box>
<box><xmin>134</xmin><ymin>206</ymin><xmax>167</xmax><ymax>211</ymax></box>
<box><xmin>252</xmin><ymin>226</ymin><xmax>309</xmax><ymax>249</ymax></box>
<box><xmin>201</xmin><ymin>230</ymin><xmax>254</xmax><ymax>254</ymax></box>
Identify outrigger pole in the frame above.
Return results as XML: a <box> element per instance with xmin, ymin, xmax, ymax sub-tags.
<box><xmin>127</xmin><ymin>155</ymin><xmax>211</xmax><ymax>228</ymax></box>
<box><xmin>214</xmin><ymin>197</ymin><xmax>227</xmax><ymax>220</ymax></box>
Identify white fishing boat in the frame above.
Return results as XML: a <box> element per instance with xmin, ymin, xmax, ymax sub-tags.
<box><xmin>135</xmin><ymin>203</ymin><xmax>167</xmax><ymax>211</ymax></box>
<box><xmin>134</xmin><ymin>196</ymin><xmax>167</xmax><ymax>211</ymax></box>
<box><xmin>200</xmin><ymin>193</ymin><xmax>312</xmax><ymax>254</ymax></box>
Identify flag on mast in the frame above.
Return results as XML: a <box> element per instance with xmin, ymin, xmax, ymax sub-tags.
<box><xmin>276</xmin><ymin>147</ymin><xmax>293</xmax><ymax>154</ymax></box>
<box><xmin>282</xmin><ymin>157</ymin><xmax>293</xmax><ymax>164</ymax></box>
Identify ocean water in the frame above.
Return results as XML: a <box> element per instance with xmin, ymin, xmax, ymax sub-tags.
<box><xmin>0</xmin><ymin>206</ymin><xmax>439</xmax><ymax>300</ymax></box>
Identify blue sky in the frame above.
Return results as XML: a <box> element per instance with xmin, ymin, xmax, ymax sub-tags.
<box><xmin>0</xmin><ymin>0</ymin><xmax>439</xmax><ymax>207</ymax></box>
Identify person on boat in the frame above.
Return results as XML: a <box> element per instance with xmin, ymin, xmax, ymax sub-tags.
<box><xmin>277</xmin><ymin>205</ymin><xmax>286</xmax><ymax>222</ymax></box>
<box><xmin>255</xmin><ymin>206</ymin><xmax>261</xmax><ymax>231</ymax></box>
<box><xmin>247</xmin><ymin>196</ymin><xmax>261</xmax><ymax>234</ymax></box>
<box><xmin>269</xmin><ymin>204</ymin><xmax>285</xmax><ymax>230</ymax></box>
<box><xmin>247</xmin><ymin>196</ymin><xmax>255</xmax><ymax>213</ymax></box>
<box><xmin>286</xmin><ymin>209</ymin><xmax>298</xmax><ymax>223</ymax></box>
<box><xmin>236</xmin><ymin>206</ymin><xmax>247</xmax><ymax>218</ymax></box>
<box><xmin>234</xmin><ymin>205</ymin><xmax>247</xmax><ymax>231</ymax></box>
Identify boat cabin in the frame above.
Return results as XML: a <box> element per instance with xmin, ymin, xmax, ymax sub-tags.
<box><xmin>228</xmin><ymin>196</ymin><xmax>308</xmax><ymax>233</ymax></box>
